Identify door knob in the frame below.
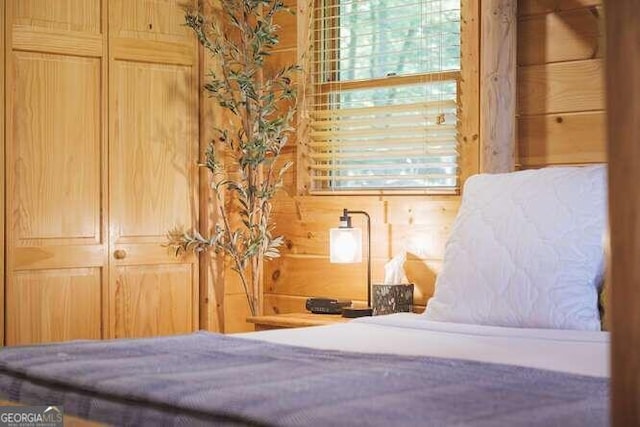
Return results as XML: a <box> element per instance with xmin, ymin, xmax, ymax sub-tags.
<box><xmin>113</xmin><ymin>249</ymin><xmax>127</xmax><ymax>260</ymax></box>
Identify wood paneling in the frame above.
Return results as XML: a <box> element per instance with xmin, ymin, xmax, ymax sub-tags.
<box><xmin>111</xmin><ymin>38</ymin><xmax>194</xmax><ymax>65</ymax></box>
<box><xmin>518</xmin><ymin>0</ymin><xmax>601</xmax><ymax>16</ymax></box>
<box><xmin>256</xmin><ymin>0</ymin><xmax>479</xmax><ymax>330</ymax></box>
<box><xmin>272</xmin><ymin>194</ymin><xmax>460</xmax><ymax>226</ymax></box>
<box><xmin>11</xmin><ymin>52</ymin><xmax>101</xmax><ymax>241</ymax></box>
<box><xmin>224</xmin><ymin>293</ymin><xmax>253</xmax><ymax>333</ymax></box>
<box><xmin>459</xmin><ymin>0</ymin><xmax>480</xmax><ymax>184</ymax></box>
<box><xmin>109</xmin><ymin>0</ymin><xmax>194</xmax><ymax>43</ymax></box>
<box><xmin>6</xmin><ymin>268</ymin><xmax>102</xmax><ymax>345</ymax></box>
<box><xmin>13</xmin><ymin>245</ymin><xmax>105</xmax><ymax>270</ymax></box>
<box><xmin>274</xmin><ymin>0</ymin><xmax>297</xmax><ymax>51</ymax></box>
<box><xmin>518</xmin><ymin>59</ymin><xmax>604</xmax><ymax>115</ymax></box>
<box><xmin>12</xmin><ymin>26</ymin><xmax>103</xmax><ymax>57</ymax></box>
<box><xmin>383</xmin><ymin>197</ymin><xmax>461</xmax><ymax>225</ymax></box>
<box><xmin>266</xmin><ymin>193</ymin><xmax>456</xmax><ymax>313</ymax></box>
<box><xmin>265</xmin><ymin>255</ymin><xmax>441</xmax><ymax>305</ymax></box>
<box><xmin>272</xmin><ymin>195</ymin><xmax>384</xmax><ymax>223</ymax></box>
<box><xmin>113</xmin><ymin>264</ymin><xmax>194</xmax><ymax>338</ymax></box>
<box><xmin>389</xmin><ymin>224</ymin><xmax>452</xmax><ymax>260</ymax></box>
<box><xmin>480</xmin><ymin>0</ymin><xmax>516</xmax><ymax>173</ymax></box>
<box><xmin>110</xmin><ymin>62</ymin><xmax>196</xmax><ymax>239</ymax></box>
<box><xmin>518</xmin><ymin>111</ymin><xmax>606</xmax><ymax>166</ymax></box>
<box><xmin>274</xmin><ymin>205</ymin><xmax>456</xmax><ymax>260</ymax></box>
<box><xmin>606</xmin><ymin>2</ymin><xmax>640</xmax><ymax>424</ymax></box>
<box><xmin>108</xmin><ymin>3</ymin><xmax>199</xmax><ymax>338</ymax></box>
<box><xmin>264</xmin><ymin>49</ymin><xmax>299</xmax><ymax>81</ymax></box>
<box><xmin>5</xmin><ymin>0</ymin><xmax>107</xmax><ymax>345</ymax></box>
<box><xmin>518</xmin><ymin>7</ymin><xmax>602</xmax><ymax>65</ymax></box>
<box><xmin>266</xmin><ymin>256</ymin><xmax>369</xmax><ymax>301</ymax></box>
<box><xmin>275</xmin><ymin>219</ymin><xmax>389</xmax><ymax>258</ymax></box>
<box><xmin>517</xmin><ymin>0</ymin><xmax>605</xmax><ymax>167</ymax></box>
<box><xmin>263</xmin><ymin>0</ymin><xmax>606</xmax><ymax>332</ymax></box>
<box><xmin>4</xmin><ymin>0</ymin><xmax>200</xmax><ymax>343</ymax></box>
<box><xmin>264</xmin><ymin>294</ymin><xmax>310</xmax><ymax>314</ymax></box>
<box><xmin>13</xmin><ymin>0</ymin><xmax>101</xmax><ymax>33</ymax></box>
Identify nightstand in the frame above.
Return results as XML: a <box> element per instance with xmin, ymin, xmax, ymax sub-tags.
<box><xmin>247</xmin><ymin>312</ymin><xmax>349</xmax><ymax>331</ymax></box>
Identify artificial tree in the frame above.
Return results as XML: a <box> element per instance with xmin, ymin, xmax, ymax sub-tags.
<box><xmin>168</xmin><ymin>0</ymin><xmax>299</xmax><ymax>317</ymax></box>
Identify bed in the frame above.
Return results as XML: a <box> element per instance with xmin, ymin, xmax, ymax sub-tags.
<box><xmin>0</xmin><ymin>165</ymin><xmax>609</xmax><ymax>426</ymax></box>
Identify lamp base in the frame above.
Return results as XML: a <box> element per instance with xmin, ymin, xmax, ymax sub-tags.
<box><xmin>341</xmin><ymin>306</ymin><xmax>373</xmax><ymax>318</ymax></box>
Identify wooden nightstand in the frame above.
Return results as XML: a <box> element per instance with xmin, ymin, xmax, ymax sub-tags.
<box><xmin>247</xmin><ymin>312</ymin><xmax>349</xmax><ymax>331</ymax></box>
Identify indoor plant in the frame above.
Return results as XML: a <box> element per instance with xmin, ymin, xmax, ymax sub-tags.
<box><xmin>168</xmin><ymin>0</ymin><xmax>299</xmax><ymax>317</ymax></box>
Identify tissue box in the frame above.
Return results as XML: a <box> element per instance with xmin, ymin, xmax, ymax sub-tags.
<box><xmin>372</xmin><ymin>284</ymin><xmax>414</xmax><ymax>315</ymax></box>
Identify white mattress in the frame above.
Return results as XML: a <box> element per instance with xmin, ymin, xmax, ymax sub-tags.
<box><xmin>236</xmin><ymin>313</ymin><xmax>609</xmax><ymax>378</ymax></box>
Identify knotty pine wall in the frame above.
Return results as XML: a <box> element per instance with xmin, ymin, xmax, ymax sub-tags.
<box><xmin>252</xmin><ymin>0</ymin><xmax>466</xmax><ymax>329</ymax></box>
<box><xmin>218</xmin><ymin>0</ymin><xmax>608</xmax><ymax>333</ymax></box>
<box><xmin>517</xmin><ymin>0</ymin><xmax>605</xmax><ymax>167</ymax></box>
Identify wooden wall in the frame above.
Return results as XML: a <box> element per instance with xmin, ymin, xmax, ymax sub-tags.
<box><xmin>1</xmin><ymin>1</ymin><xmax>607</xmax><ymax>335</ymax></box>
<box><xmin>517</xmin><ymin>0</ymin><xmax>605</xmax><ymax>167</ymax></box>
<box><xmin>220</xmin><ymin>0</ymin><xmax>477</xmax><ymax>333</ymax></box>
<box><xmin>481</xmin><ymin>0</ymin><xmax>517</xmax><ymax>173</ymax></box>
<box><xmin>220</xmin><ymin>0</ymin><xmax>609</xmax><ymax>333</ymax></box>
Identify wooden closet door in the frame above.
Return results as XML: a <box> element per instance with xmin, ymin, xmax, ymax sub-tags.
<box><xmin>108</xmin><ymin>0</ymin><xmax>199</xmax><ymax>338</ymax></box>
<box><xmin>4</xmin><ymin>0</ymin><xmax>107</xmax><ymax>345</ymax></box>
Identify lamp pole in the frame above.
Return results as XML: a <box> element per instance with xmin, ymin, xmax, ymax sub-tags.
<box><xmin>341</xmin><ymin>209</ymin><xmax>371</xmax><ymax>308</ymax></box>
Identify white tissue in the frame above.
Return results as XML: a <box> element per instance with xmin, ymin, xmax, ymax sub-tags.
<box><xmin>383</xmin><ymin>252</ymin><xmax>407</xmax><ymax>284</ymax></box>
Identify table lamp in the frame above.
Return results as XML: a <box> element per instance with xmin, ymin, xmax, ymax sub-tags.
<box><xmin>329</xmin><ymin>209</ymin><xmax>373</xmax><ymax>318</ymax></box>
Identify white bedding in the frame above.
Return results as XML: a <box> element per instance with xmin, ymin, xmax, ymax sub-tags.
<box><xmin>237</xmin><ymin>313</ymin><xmax>609</xmax><ymax>378</ymax></box>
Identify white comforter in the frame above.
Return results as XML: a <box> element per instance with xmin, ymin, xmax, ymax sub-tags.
<box><xmin>237</xmin><ymin>313</ymin><xmax>609</xmax><ymax>378</ymax></box>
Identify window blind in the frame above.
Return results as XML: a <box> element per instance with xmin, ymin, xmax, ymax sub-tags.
<box><xmin>307</xmin><ymin>0</ymin><xmax>461</xmax><ymax>192</ymax></box>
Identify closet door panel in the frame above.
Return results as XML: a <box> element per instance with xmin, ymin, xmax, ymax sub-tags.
<box><xmin>11</xmin><ymin>52</ymin><xmax>101</xmax><ymax>242</ymax></box>
<box><xmin>113</xmin><ymin>264</ymin><xmax>194</xmax><ymax>338</ymax></box>
<box><xmin>13</xmin><ymin>0</ymin><xmax>101</xmax><ymax>33</ymax></box>
<box><xmin>109</xmin><ymin>58</ymin><xmax>198</xmax><ymax>338</ymax></box>
<box><xmin>10</xmin><ymin>0</ymin><xmax>103</xmax><ymax>57</ymax></box>
<box><xmin>4</xmin><ymin>0</ymin><xmax>199</xmax><ymax>344</ymax></box>
<box><xmin>7</xmin><ymin>268</ymin><xmax>102</xmax><ymax>345</ymax></box>
<box><xmin>109</xmin><ymin>0</ymin><xmax>193</xmax><ymax>42</ymax></box>
<box><xmin>111</xmin><ymin>62</ymin><xmax>194</xmax><ymax>239</ymax></box>
<box><xmin>108</xmin><ymin>0</ymin><xmax>199</xmax><ymax>339</ymax></box>
<box><xmin>6</xmin><ymin>52</ymin><xmax>104</xmax><ymax>345</ymax></box>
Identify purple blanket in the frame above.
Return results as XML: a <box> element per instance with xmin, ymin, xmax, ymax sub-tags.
<box><xmin>0</xmin><ymin>332</ymin><xmax>608</xmax><ymax>426</ymax></box>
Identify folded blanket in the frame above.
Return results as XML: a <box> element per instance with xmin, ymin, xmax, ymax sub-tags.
<box><xmin>0</xmin><ymin>332</ymin><xmax>608</xmax><ymax>426</ymax></box>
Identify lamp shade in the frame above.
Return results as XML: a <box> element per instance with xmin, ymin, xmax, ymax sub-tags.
<box><xmin>329</xmin><ymin>227</ymin><xmax>362</xmax><ymax>263</ymax></box>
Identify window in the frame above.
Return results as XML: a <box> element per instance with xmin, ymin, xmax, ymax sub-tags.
<box><xmin>304</xmin><ymin>0</ymin><xmax>461</xmax><ymax>192</ymax></box>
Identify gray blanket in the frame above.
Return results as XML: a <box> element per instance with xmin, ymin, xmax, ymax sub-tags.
<box><xmin>0</xmin><ymin>332</ymin><xmax>608</xmax><ymax>426</ymax></box>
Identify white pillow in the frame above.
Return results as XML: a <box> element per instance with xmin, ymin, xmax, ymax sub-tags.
<box><xmin>424</xmin><ymin>165</ymin><xmax>607</xmax><ymax>331</ymax></box>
